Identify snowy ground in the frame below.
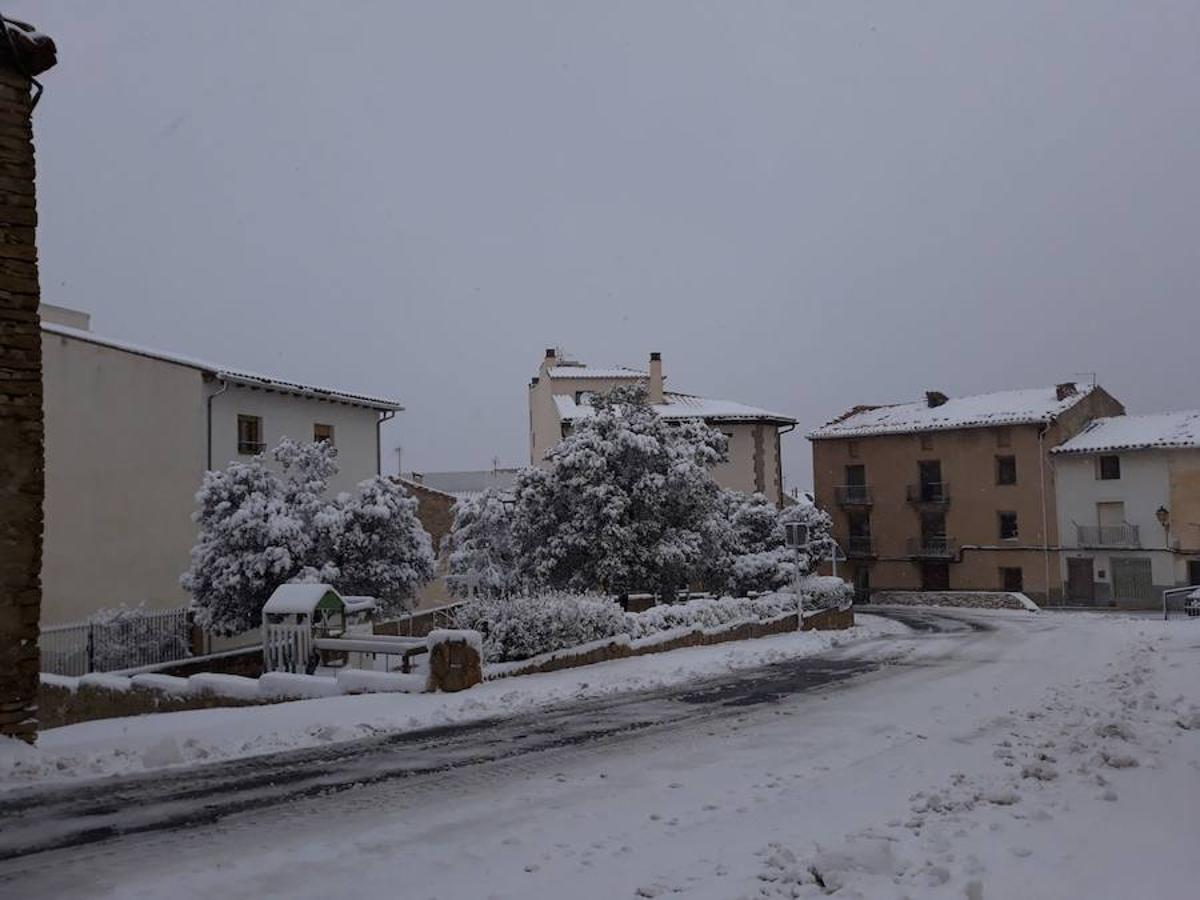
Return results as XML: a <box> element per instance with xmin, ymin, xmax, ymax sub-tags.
<box><xmin>0</xmin><ymin>615</ymin><xmax>906</xmax><ymax>791</ymax></box>
<box><xmin>2</xmin><ymin>609</ymin><xmax>1199</xmax><ymax>900</ymax></box>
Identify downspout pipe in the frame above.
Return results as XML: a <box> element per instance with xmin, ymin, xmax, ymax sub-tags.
<box><xmin>1038</xmin><ymin>424</ymin><xmax>1052</xmax><ymax>605</ymax></box>
<box><xmin>206</xmin><ymin>377</ymin><xmax>229</xmax><ymax>470</ymax></box>
<box><xmin>376</xmin><ymin>409</ymin><xmax>396</xmax><ymax>475</ymax></box>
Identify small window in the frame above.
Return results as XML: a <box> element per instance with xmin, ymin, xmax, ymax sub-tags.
<box><xmin>847</xmin><ymin>440</ymin><xmax>860</xmax><ymax>459</ymax></box>
<box><xmin>1098</xmin><ymin>455</ymin><xmax>1121</xmax><ymax>480</ymax></box>
<box><xmin>995</xmin><ymin>427</ymin><xmax>1012</xmax><ymax>448</ymax></box>
<box><xmin>560</xmin><ymin>422</ymin><xmax>571</xmax><ymax>440</ymax></box>
<box><xmin>574</xmin><ymin>391</ymin><xmax>595</xmax><ymax>406</ymax></box>
<box><xmin>237</xmin><ymin>415</ymin><xmax>264</xmax><ymax>455</ymax></box>
<box><xmin>996</xmin><ymin>455</ymin><xmax>1017</xmax><ymax>485</ymax></box>
<box><xmin>313</xmin><ymin>423</ymin><xmax>334</xmax><ymax>446</ymax></box>
<box><xmin>920</xmin><ymin>433</ymin><xmax>934</xmax><ymax>451</ymax></box>
<box><xmin>998</xmin><ymin>511</ymin><xmax>1019</xmax><ymax>541</ymax></box>
<box><xmin>1000</xmin><ymin>567</ymin><xmax>1023</xmax><ymax>592</ymax></box>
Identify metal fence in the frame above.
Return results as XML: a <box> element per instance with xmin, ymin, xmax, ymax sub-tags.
<box><xmin>40</xmin><ymin>607</ymin><xmax>193</xmax><ymax>676</ymax></box>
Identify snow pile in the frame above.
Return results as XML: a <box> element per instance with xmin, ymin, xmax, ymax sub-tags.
<box><xmin>453</xmin><ymin>593</ymin><xmax>626</xmax><ymax>663</ymax></box>
<box><xmin>187</xmin><ymin>673</ymin><xmax>260</xmax><ymax>701</ymax></box>
<box><xmin>258</xmin><ymin>672</ymin><xmax>341</xmax><ymax>700</ymax></box>
<box><xmin>129</xmin><ymin>674</ymin><xmax>190</xmax><ymax>696</ymax></box>
<box><xmin>335</xmin><ymin>669</ymin><xmax>424</xmax><ymax>694</ymax></box>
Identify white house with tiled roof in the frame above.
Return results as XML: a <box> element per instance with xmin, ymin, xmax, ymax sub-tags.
<box><xmin>39</xmin><ymin>305</ymin><xmax>402</xmax><ymax>625</ymax></box>
<box><xmin>529</xmin><ymin>349</ymin><xmax>797</xmax><ymax>504</ymax></box>
<box><xmin>1052</xmin><ymin>411</ymin><xmax>1200</xmax><ymax>606</ymax></box>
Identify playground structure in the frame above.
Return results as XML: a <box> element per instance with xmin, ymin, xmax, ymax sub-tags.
<box><xmin>262</xmin><ymin>584</ymin><xmax>426</xmax><ymax>674</ymax></box>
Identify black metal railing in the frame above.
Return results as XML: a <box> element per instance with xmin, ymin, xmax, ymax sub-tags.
<box><xmin>1076</xmin><ymin>523</ymin><xmax>1141</xmax><ymax>548</ymax></box>
<box><xmin>835</xmin><ymin>484</ymin><xmax>873</xmax><ymax>506</ymax></box>
<box><xmin>40</xmin><ymin>607</ymin><xmax>192</xmax><ymax>676</ymax></box>
<box><xmin>907</xmin><ymin>536</ymin><xmax>958</xmax><ymax>558</ymax></box>
<box><xmin>907</xmin><ymin>482</ymin><xmax>950</xmax><ymax>504</ymax></box>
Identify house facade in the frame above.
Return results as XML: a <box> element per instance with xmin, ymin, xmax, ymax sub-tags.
<box><xmin>809</xmin><ymin>384</ymin><xmax>1124</xmax><ymax>604</ymax></box>
<box><xmin>39</xmin><ymin>306</ymin><xmax>401</xmax><ymax>625</ymax></box>
<box><xmin>1052</xmin><ymin>411</ymin><xmax>1200</xmax><ymax>607</ymax></box>
<box><xmin>529</xmin><ymin>349</ymin><xmax>796</xmax><ymax>505</ymax></box>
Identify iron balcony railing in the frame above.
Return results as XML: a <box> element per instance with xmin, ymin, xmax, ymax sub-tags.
<box><xmin>238</xmin><ymin>440</ymin><xmax>267</xmax><ymax>455</ymax></box>
<box><xmin>846</xmin><ymin>535</ymin><xmax>875</xmax><ymax>557</ymax></box>
<box><xmin>907</xmin><ymin>482</ymin><xmax>950</xmax><ymax>504</ymax></box>
<box><xmin>907</xmin><ymin>536</ymin><xmax>958</xmax><ymax>559</ymax></box>
<box><xmin>834</xmin><ymin>484</ymin><xmax>873</xmax><ymax>506</ymax></box>
<box><xmin>1076</xmin><ymin>523</ymin><xmax>1141</xmax><ymax>548</ymax></box>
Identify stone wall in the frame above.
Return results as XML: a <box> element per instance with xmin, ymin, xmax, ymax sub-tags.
<box><xmin>38</xmin><ymin>681</ymin><xmax>260</xmax><ymax>731</ymax></box>
<box><xmin>0</xmin><ymin>63</ymin><xmax>45</xmax><ymax>742</ymax></box>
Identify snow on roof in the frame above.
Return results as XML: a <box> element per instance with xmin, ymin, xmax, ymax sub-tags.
<box><xmin>555</xmin><ymin>391</ymin><xmax>795</xmax><ymax>425</ymax></box>
<box><xmin>808</xmin><ymin>385</ymin><xmax>1095</xmax><ymax>440</ymax></box>
<box><xmin>42</xmin><ymin>322</ymin><xmax>402</xmax><ymax>411</ymax></box>
<box><xmin>546</xmin><ymin>365</ymin><xmax>647</xmax><ymax>380</ymax></box>
<box><xmin>263</xmin><ymin>584</ymin><xmax>344</xmax><ymax>615</ymax></box>
<box><xmin>1052</xmin><ymin>410</ymin><xmax>1200</xmax><ymax>455</ymax></box>
<box><xmin>341</xmin><ymin>596</ymin><xmax>378</xmax><ymax>614</ymax></box>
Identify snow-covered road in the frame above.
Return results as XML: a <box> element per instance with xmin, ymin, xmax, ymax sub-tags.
<box><xmin>2</xmin><ymin>608</ymin><xmax>1199</xmax><ymax>899</ymax></box>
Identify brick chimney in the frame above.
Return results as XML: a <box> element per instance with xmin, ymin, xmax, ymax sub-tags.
<box><xmin>648</xmin><ymin>352</ymin><xmax>664</xmax><ymax>404</ymax></box>
<box><xmin>925</xmin><ymin>390</ymin><xmax>949</xmax><ymax>408</ymax></box>
<box><xmin>1055</xmin><ymin>382</ymin><xmax>1078</xmax><ymax>401</ymax></box>
<box><xmin>0</xmin><ymin>17</ymin><xmax>55</xmax><ymax>744</ymax></box>
<box><xmin>539</xmin><ymin>347</ymin><xmax>556</xmax><ymax>375</ymax></box>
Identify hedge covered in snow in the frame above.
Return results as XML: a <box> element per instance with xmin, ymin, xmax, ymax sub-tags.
<box><xmin>454</xmin><ymin>577</ymin><xmax>854</xmax><ymax>663</ymax></box>
<box><xmin>451</xmin><ymin>593</ymin><xmax>627</xmax><ymax>663</ymax></box>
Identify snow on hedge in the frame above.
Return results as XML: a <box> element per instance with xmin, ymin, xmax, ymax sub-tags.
<box><xmin>455</xmin><ymin>578</ymin><xmax>854</xmax><ymax>663</ymax></box>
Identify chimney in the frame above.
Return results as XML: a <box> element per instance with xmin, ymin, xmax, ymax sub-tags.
<box><xmin>1055</xmin><ymin>382</ymin><xmax>1078</xmax><ymax>401</ymax></box>
<box><xmin>0</xmin><ymin>18</ymin><xmax>56</xmax><ymax>745</ymax></box>
<box><xmin>925</xmin><ymin>391</ymin><xmax>949</xmax><ymax>408</ymax></box>
<box><xmin>648</xmin><ymin>352</ymin><xmax>664</xmax><ymax>404</ymax></box>
<box><xmin>539</xmin><ymin>347</ymin><xmax>556</xmax><ymax>375</ymax></box>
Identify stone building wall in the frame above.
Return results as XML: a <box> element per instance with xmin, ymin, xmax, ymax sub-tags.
<box><xmin>0</xmin><ymin>31</ymin><xmax>53</xmax><ymax>742</ymax></box>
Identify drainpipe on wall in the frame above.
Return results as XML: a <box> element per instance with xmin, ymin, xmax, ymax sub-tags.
<box><xmin>777</xmin><ymin>423</ymin><xmax>796</xmax><ymax>507</ymax></box>
<box><xmin>376</xmin><ymin>410</ymin><xmax>395</xmax><ymax>475</ymax></box>
<box><xmin>205</xmin><ymin>378</ymin><xmax>229</xmax><ymax>470</ymax></box>
<box><xmin>1038</xmin><ymin>424</ymin><xmax>1052</xmax><ymax>605</ymax></box>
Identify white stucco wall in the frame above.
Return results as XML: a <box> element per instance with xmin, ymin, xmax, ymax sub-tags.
<box><xmin>42</xmin><ymin>332</ymin><xmax>390</xmax><ymax>627</ymax></box>
<box><xmin>1054</xmin><ymin>450</ymin><xmax>1179</xmax><ymax>591</ymax></box>
<box><xmin>41</xmin><ymin>333</ymin><xmax>207</xmax><ymax>624</ymax></box>
<box><xmin>209</xmin><ymin>383</ymin><xmax>382</xmax><ymax>495</ymax></box>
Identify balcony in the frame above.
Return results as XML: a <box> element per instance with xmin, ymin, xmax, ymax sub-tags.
<box><xmin>907</xmin><ymin>482</ymin><xmax>950</xmax><ymax>506</ymax></box>
<box><xmin>1076</xmin><ymin>523</ymin><xmax>1141</xmax><ymax>548</ymax></box>
<box><xmin>835</xmin><ymin>484</ymin><xmax>873</xmax><ymax>506</ymax></box>
<box><xmin>907</xmin><ymin>536</ymin><xmax>958</xmax><ymax>559</ymax></box>
<box><xmin>846</xmin><ymin>535</ymin><xmax>875</xmax><ymax>558</ymax></box>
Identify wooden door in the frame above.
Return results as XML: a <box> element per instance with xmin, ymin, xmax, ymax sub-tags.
<box><xmin>921</xmin><ymin>562</ymin><xmax>950</xmax><ymax>591</ymax></box>
<box><xmin>1066</xmin><ymin>557</ymin><xmax>1094</xmax><ymax>605</ymax></box>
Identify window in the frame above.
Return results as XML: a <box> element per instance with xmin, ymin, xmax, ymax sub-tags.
<box><xmin>996</xmin><ymin>455</ymin><xmax>1017</xmax><ymax>485</ymax></box>
<box><xmin>237</xmin><ymin>415</ymin><xmax>264</xmax><ymax>455</ymax></box>
<box><xmin>560</xmin><ymin>422</ymin><xmax>572</xmax><ymax>439</ymax></box>
<box><xmin>313</xmin><ymin>423</ymin><xmax>334</xmax><ymax>446</ymax></box>
<box><xmin>1000</xmin><ymin>567</ymin><xmax>1024</xmax><ymax>592</ymax></box>
<box><xmin>995</xmin><ymin>427</ymin><xmax>1012</xmax><ymax>448</ymax></box>
<box><xmin>999</xmin><ymin>511</ymin><xmax>1019</xmax><ymax>541</ymax></box>
<box><xmin>845</xmin><ymin>464</ymin><xmax>866</xmax><ymax>486</ymax></box>
<box><xmin>920</xmin><ymin>433</ymin><xmax>934</xmax><ymax>451</ymax></box>
<box><xmin>1098</xmin><ymin>455</ymin><xmax>1121</xmax><ymax>480</ymax></box>
<box><xmin>574</xmin><ymin>390</ymin><xmax>595</xmax><ymax>406</ymax></box>
<box><xmin>847</xmin><ymin>440</ymin><xmax>860</xmax><ymax>459</ymax></box>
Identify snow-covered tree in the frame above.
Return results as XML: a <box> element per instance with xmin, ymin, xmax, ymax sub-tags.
<box><xmin>714</xmin><ymin>490</ymin><xmax>835</xmax><ymax>596</ymax></box>
<box><xmin>512</xmin><ymin>386</ymin><xmax>727</xmax><ymax>598</ymax></box>
<box><xmin>182</xmin><ymin>454</ymin><xmax>307</xmax><ymax>635</ymax></box>
<box><xmin>445</xmin><ymin>488</ymin><xmax>520</xmax><ymax>598</ymax></box>
<box><xmin>183</xmin><ymin>441</ymin><xmax>434</xmax><ymax>632</ymax></box>
<box><xmin>330</xmin><ymin>476</ymin><xmax>434</xmax><ymax>615</ymax></box>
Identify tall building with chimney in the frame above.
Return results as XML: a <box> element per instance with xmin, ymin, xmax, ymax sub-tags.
<box><xmin>528</xmin><ymin>349</ymin><xmax>796</xmax><ymax>505</ymax></box>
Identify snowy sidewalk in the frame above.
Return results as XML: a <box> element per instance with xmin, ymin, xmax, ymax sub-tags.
<box><xmin>0</xmin><ymin>614</ymin><xmax>907</xmax><ymax>791</ymax></box>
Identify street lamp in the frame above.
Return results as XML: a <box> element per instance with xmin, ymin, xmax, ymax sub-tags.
<box><xmin>1156</xmin><ymin>506</ymin><xmax>1171</xmax><ymax>546</ymax></box>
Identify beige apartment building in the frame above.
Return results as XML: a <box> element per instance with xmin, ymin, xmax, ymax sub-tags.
<box><xmin>809</xmin><ymin>383</ymin><xmax>1123</xmax><ymax>603</ymax></box>
<box><xmin>529</xmin><ymin>349</ymin><xmax>796</xmax><ymax>505</ymax></box>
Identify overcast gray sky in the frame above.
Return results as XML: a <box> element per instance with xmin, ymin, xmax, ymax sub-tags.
<box><xmin>14</xmin><ymin>1</ymin><xmax>1200</xmax><ymax>489</ymax></box>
